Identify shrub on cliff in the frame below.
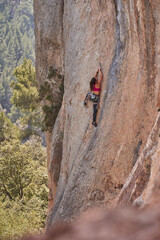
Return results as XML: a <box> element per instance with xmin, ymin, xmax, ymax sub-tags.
<box><xmin>39</xmin><ymin>66</ymin><xmax>64</xmax><ymax>132</ymax></box>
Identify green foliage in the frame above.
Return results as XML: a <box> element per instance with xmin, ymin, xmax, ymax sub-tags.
<box><xmin>0</xmin><ymin>0</ymin><xmax>35</xmax><ymax>112</ymax></box>
<box><xmin>0</xmin><ymin>110</ymin><xmax>20</xmax><ymax>142</ymax></box>
<box><xmin>7</xmin><ymin>105</ymin><xmax>22</xmax><ymax>123</ymax></box>
<box><xmin>10</xmin><ymin>59</ymin><xmax>43</xmax><ymax>139</ymax></box>
<box><xmin>0</xmin><ymin>137</ymin><xmax>48</xmax><ymax>239</ymax></box>
<box><xmin>0</xmin><ymin>198</ymin><xmax>45</xmax><ymax>239</ymax></box>
<box><xmin>10</xmin><ymin>59</ymin><xmax>38</xmax><ymax>112</ymax></box>
<box><xmin>17</xmin><ymin>110</ymin><xmax>44</xmax><ymax>141</ymax></box>
<box><xmin>39</xmin><ymin>67</ymin><xmax>64</xmax><ymax>132</ymax></box>
<box><xmin>47</xmin><ymin>66</ymin><xmax>57</xmax><ymax>79</ymax></box>
<box><xmin>0</xmin><ymin>3</ymin><xmax>48</xmax><ymax>239</ymax></box>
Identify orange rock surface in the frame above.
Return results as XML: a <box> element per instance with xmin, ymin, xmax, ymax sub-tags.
<box><xmin>34</xmin><ymin>0</ymin><xmax>160</xmax><ymax>228</ymax></box>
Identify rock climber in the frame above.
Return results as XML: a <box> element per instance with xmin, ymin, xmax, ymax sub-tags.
<box><xmin>83</xmin><ymin>67</ymin><xmax>103</xmax><ymax>127</ymax></box>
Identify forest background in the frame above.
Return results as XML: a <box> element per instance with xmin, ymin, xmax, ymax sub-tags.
<box><xmin>0</xmin><ymin>1</ymin><xmax>48</xmax><ymax>239</ymax></box>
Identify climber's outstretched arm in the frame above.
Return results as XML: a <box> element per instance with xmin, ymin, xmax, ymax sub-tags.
<box><xmin>94</xmin><ymin>69</ymin><xmax>99</xmax><ymax>79</ymax></box>
<box><xmin>98</xmin><ymin>68</ymin><xmax>103</xmax><ymax>84</ymax></box>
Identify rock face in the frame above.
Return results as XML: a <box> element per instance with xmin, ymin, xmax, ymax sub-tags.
<box><xmin>34</xmin><ymin>0</ymin><xmax>160</xmax><ymax>227</ymax></box>
<box><xmin>115</xmin><ymin>113</ymin><xmax>160</xmax><ymax>208</ymax></box>
<box><xmin>33</xmin><ymin>0</ymin><xmax>64</xmax><ymax>211</ymax></box>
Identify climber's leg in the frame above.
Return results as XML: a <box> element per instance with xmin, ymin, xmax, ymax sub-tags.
<box><xmin>92</xmin><ymin>103</ymin><xmax>98</xmax><ymax>127</ymax></box>
<box><xmin>83</xmin><ymin>92</ymin><xmax>91</xmax><ymax>106</ymax></box>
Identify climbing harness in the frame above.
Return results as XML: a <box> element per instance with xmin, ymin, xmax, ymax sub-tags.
<box><xmin>90</xmin><ymin>93</ymin><xmax>100</xmax><ymax>102</ymax></box>
<box><xmin>84</xmin><ymin>92</ymin><xmax>100</xmax><ymax>103</ymax></box>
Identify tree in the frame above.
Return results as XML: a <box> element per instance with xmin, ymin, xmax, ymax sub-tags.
<box><xmin>10</xmin><ymin>58</ymin><xmax>38</xmax><ymax>112</ymax></box>
<box><xmin>10</xmin><ymin>59</ymin><xmax>42</xmax><ymax>138</ymax></box>
<box><xmin>0</xmin><ymin>0</ymin><xmax>35</xmax><ymax>112</ymax></box>
<box><xmin>0</xmin><ymin>136</ymin><xmax>48</xmax><ymax>239</ymax></box>
<box><xmin>0</xmin><ymin>109</ymin><xmax>20</xmax><ymax>142</ymax></box>
<box><xmin>0</xmin><ymin>137</ymin><xmax>47</xmax><ymax>200</ymax></box>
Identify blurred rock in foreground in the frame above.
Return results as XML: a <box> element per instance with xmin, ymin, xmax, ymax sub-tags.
<box><xmin>22</xmin><ymin>203</ymin><xmax>160</xmax><ymax>240</ymax></box>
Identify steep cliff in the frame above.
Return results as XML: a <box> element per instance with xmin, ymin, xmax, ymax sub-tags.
<box><xmin>34</xmin><ymin>0</ymin><xmax>160</xmax><ymax>227</ymax></box>
<box><xmin>34</xmin><ymin>0</ymin><xmax>64</xmax><ymax>208</ymax></box>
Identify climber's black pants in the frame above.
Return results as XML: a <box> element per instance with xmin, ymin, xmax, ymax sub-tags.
<box><xmin>93</xmin><ymin>103</ymin><xmax>98</xmax><ymax>122</ymax></box>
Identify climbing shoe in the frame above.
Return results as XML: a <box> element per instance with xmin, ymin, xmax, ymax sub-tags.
<box><xmin>92</xmin><ymin>122</ymin><xmax>97</xmax><ymax>127</ymax></box>
<box><xmin>83</xmin><ymin>101</ymin><xmax>88</xmax><ymax>107</ymax></box>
